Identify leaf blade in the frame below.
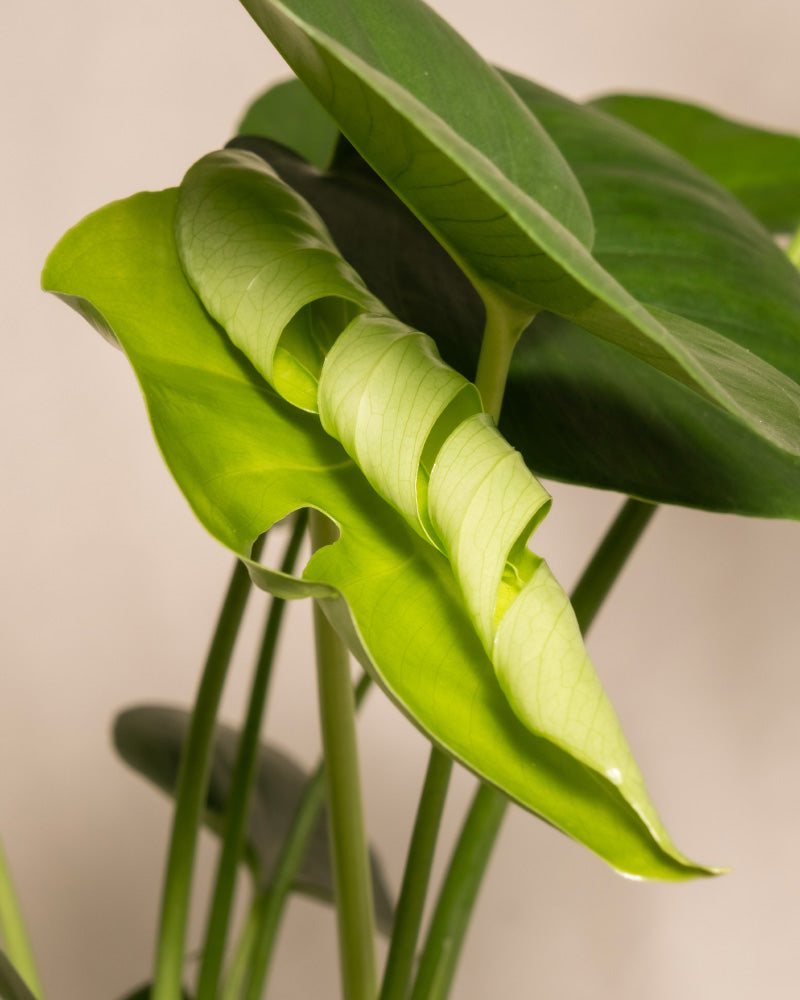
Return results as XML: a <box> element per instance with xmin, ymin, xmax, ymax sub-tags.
<box><xmin>590</xmin><ymin>92</ymin><xmax>800</xmax><ymax>234</ymax></box>
<box><xmin>235</xmin><ymin>0</ymin><xmax>800</xmax><ymax>459</ymax></box>
<box><xmin>44</xmin><ymin>186</ymin><xmax>713</xmax><ymax>879</ymax></box>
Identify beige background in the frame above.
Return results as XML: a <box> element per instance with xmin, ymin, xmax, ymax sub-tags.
<box><xmin>3</xmin><ymin>0</ymin><xmax>800</xmax><ymax>997</ymax></box>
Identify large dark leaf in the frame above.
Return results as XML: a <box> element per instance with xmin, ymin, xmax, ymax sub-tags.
<box><xmin>590</xmin><ymin>92</ymin><xmax>800</xmax><ymax>234</ymax></box>
<box><xmin>113</xmin><ymin>705</ymin><xmax>394</xmax><ymax>933</ymax></box>
<box><xmin>236</xmin><ymin>0</ymin><xmax>800</xmax><ymax>464</ymax></box>
<box><xmin>232</xmin><ymin>107</ymin><xmax>800</xmax><ymax>519</ymax></box>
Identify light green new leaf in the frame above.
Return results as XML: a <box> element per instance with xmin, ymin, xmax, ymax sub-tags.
<box><xmin>236</xmin><ymin>0</ymin><xmax>800</xmax><ymax>459</ymax></box>
<box><xmin>43</xmin><ymin>182</ymin><xmax>712</xmax><ymax>879</ymax></box>
<box><xmin>113</xmin><ymin>705</ymin><xmax>394</xmax><ymax>932</ymax></box>
<box><xmin>591</xmin><ymin>92</ymin><xmax>800</xmax><ymax>234</ymax></box>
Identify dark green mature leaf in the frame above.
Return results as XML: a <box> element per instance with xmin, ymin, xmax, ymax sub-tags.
<box><xmin>237</xmin><ymin>78</ymin><xmax>339</xmax><ymax>170</ymax></box>
<box><xmin>43</xmin><ymin>189</ymin><xmax>711</xmax><ymax>879</ymax></box>
<box><xmin>0</xmin><ymin>951</ymin><xmax>36</xmax><ymax>1000</ymax></box>
<box><xmin>502</xmin><ymin>75</ymin><xmax>800</xmax><ymax>517</ymax></box>
<box><xmin>113</xmin><ymin>705</ymin><xmax>394</xmax><ymax>933</ymax></box>
<box><xmin>236</xmin><ymin>0</ymin><xmax>800</xmax><ymax>461</ymax></box>
<box><xmin>591</xmin><ymin>93</ymin><xmax>800</xmax><ymax>233</ymax></box>
<box><xmin>232</xmin><ymin>101</ymin><xmax>800</xmax><ymax>519</ymax></box>
<box><xmin>236</xmin><ymin>0</ymin><xmax>595</xmax><ymax>316</ymax></box>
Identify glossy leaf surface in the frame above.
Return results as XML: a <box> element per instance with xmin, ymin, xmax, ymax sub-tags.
<box><xmin>237</xmin><ymin>0</ymin><xmax>800</xmax><ymax>460</ymax></box>
<box><xmin>0</xmin><ymin>951</ymin><xmax>35</xmax><ymax>1000</ymax></box>
<box><xmin>43</xmin><ymin>186</ymin><xmax>710</xmax><ymax>879</ymax></box>
<box><xmin>113</xmin><ymin>705</ymin><xmax>394</xmax><ymax>933</ymax></box>
<box><xmin>591</xmin><ymin>92</ymin><xmax>800</xmax><ymax>233</ymax></box>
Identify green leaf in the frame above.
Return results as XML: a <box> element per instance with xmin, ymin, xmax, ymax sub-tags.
<box><xmin>43</xmin><ymin>183</ymin><xmax>713</xmax><ymax>880</ymax></box>
<box><xmin>231</xmin><ymin>123</ymin><xmax>800</xmax><ymax>520</ymax></box>
<box><xmin>237</xmin><ymin>77</ymin><xmax>339</xmax><ymax>170</ymax></box>
<box><xmin>0</xmin><ymin>951</ymin><xmax>36</xmax><ymax>1000</ymax></box>
<box><xmin>500</xmin><ymin>75</ymin><xmax>800</xmax><ymax>518</ymax></box>
<box><xmin>236</xmin><ymin>0</ymin><xmax>595</xmax><ymax>315</ymax></box>
<box><xmin>113</xmin><ymin>705</ymin><xmax>394</xmax><ymax>934</ymax></box>
<box><xmin>236</xmin><ymin>0</ymin><xmax>800</xmax><ymax>461</ymax></box>
<box><xmin>590</xmin><ymin>92</ymin><xmax>800</xmax><ymax>234</ymax></box>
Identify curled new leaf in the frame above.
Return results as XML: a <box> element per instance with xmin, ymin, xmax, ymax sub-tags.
<box><xmin>44</xmin><ymin>177</ymin><xmax>712</xmax><ymax>879</ymax></box>
<box><xmin>175</xmin><ymin>147</ymin><xmax>708</xmax><ymax>866</ymax></box>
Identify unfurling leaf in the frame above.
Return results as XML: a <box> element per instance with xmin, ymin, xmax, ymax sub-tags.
<box><xmin>43</xmin><ymin>166</ymin><xmax>713</xmax><ymax>880</ymax></box>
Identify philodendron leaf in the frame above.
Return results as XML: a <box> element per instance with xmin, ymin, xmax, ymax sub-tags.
<box><xmin>591</xmin><ymin>92</ymin><xmax>800</xmax><ymax>234</ymax></box>
<box><xmin>0</xmin><ymin>951</ymin><xmax>36</xmax><ymax>1000</ymax></box>
<box><xmin>236</xmin><ymin>0</ymin><xmax>800</xmax><ymax>460</ymax></box>
<box><xmin>236</xmin><ymin>77</ymin><xmax>339</xmax><ymax>170</ymax></box>
<box><xmin>499</xmin><ymin>75</ymin><xmax>800</xmax><ymax>519</ymax></box>
<box><xmin>113</xmin><ymin>705</ymin><xmax>394</xmax><ymax>934</ymax></box>
<box><xmin>43</xmin><ymin>175</ymin><xmax>712</xmax><ymax>880</ymax></box>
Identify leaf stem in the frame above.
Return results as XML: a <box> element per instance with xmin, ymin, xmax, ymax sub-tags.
<box><xmin>220</xmin><ymin>897</ymin><xmax>260</xmax><ymax>1000</ymax></box>
<box><xmin>310</xmin><ymin>507</ymin><xmax>378</xmax><ymax>1000</ymax></box>
<box><xmin>196</xmin><ymin>514</ymin><xmax>308</xmax><ymax>1000</ymax></box>
<box><xmin>378</xmin><ymin>749</ymin><xmax>453</xmax><ymax>1000</ymax></box>
<box><xmin>0</xmin><ymin>838</ymin><xmax>43</xmax><ymax>999</ymax></box>
<box><xmin>151</xmin><ymin>541</ymin><xmax>263</xmax><ymax>1000</ymax></box>
<box><xmin>473</xmin><ymin>295</ymin><xmax>534</xmax><ymax>421</ymax></box>
<box><xmin>786</xmin><ymin>223</ymin><xmax>800</xmax><ymax>269</ymax></box>
<box><xmin>241</xmin><ymin>674</ymin><xmax>372</xmax><ymax>1000</ymax></box>
<box><xmin>407</xmin><ymin>495</ymin><xmax>659</xmax><ymax>1000</ymax></box>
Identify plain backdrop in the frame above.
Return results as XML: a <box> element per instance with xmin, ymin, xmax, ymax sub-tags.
<box><xmin>3</xmin><ymin>1</ymin><xmax>800</xmax><ymax>997</ymax></box>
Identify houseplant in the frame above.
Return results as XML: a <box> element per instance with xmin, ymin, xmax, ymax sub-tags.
<box><xmin>1</xmin><ymin>0</ymin><xmax>800</xmax><ymax>996</ymax></box>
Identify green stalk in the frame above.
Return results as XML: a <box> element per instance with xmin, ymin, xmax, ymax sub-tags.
<box><xmin>378</xmin><ymin>749</ymin><xmax>453</xmax><ymax>1000</ymax></box>
<box><xmin>408</xmin><ymin>497</ymin><xmax>658</xmax><ymax>1000</ymax></box>
<box><xmin>151</xmin><ymin>540</ymin><xmax>263</xmax><ymax>1000</ymax></box>
<box><xmin>196</xmin><ymin>513</ymin><xmax>308</xmax><ymax>1000</ymax></box>
<box><xmin>220</xmin><ymin>896</ymin><xmax>260</xmax><ymax>1000</ymax></box>
<box><xmin>0</xmin><ymin>838</ymin><xmax>44</xmax><ymax>999</ymax></box>
<box><xmin>473</xmin><ymin>295</ymin><xmax>535</xmax><ymax>422</ymax></box>
<box><xmin>786</xmin><ymin>223</ymin><xmax>800</xmax><ymax>269</ymax></box>
<box><xmin>240</xmin><ymin>674</ymin><xmax>372</xmax><ymax>1000</ymax></box>
<box><xmin>309</xmin><ymin>507</ymin><xmax>377</xmax><ymax>1000</ymax></box>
